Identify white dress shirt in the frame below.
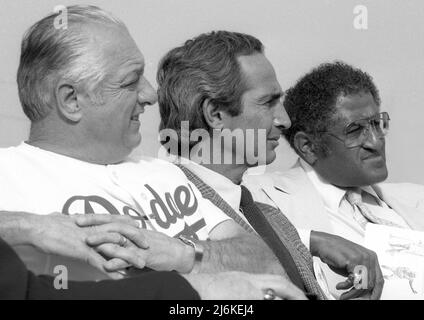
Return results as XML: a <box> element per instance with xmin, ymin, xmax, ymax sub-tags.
<box><xmin>182</xmin><ymin>161</ymin><xmax>256</xmax><ymax>231</ymax></box>
<box><xmin>183</xmin><ymin>160</ymin><xmax>312</xmax><ymax>248</ymax></box>
<box><xmin>300</xmin><ymin>159</ymin><xmax>410</xmax><ymax>246</ymax></box>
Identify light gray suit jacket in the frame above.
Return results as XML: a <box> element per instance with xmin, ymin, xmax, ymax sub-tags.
<box><xmin>244</xmin><ymin>161</ymin><xmax>424</xmax><ymax>234</ymax></box>
<box><xmin>243</xmin><ymin>161</ymin><xmax>424</xmax><ymax>298</ymax></box>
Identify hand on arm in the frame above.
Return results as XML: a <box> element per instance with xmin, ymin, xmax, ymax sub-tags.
<box><xmin>77</xmin><ymin>216</ymin><xmax>288</xmax><ymax>278</ymax></box>
<box><xmin>310</xmin><ymin>230</ymin><xmax>384</xmax><ymax>300</ymax></box>
<box><xmin>0</xmin><ymin>211</ymin><xmax>130</xmax><ymax>279</ymax></box>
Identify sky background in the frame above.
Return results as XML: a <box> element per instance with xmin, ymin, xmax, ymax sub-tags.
<box><xmin>0</xmin><ymin>0</ymin><xmax>423</xmax><ymax>184</ymax></box>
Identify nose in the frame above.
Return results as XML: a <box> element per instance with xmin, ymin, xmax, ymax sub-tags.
<box><xmin>272</xmin><ymin>101</ymin><xmax>291</xmax><ymax>129</ymax></box>
<box><xmin>137</xmin><ymin>76</ymin><xmax>158</xmax><ymax>107</ymax></box>
<box><xmin>363</xmin><ymin>126</ymin><xmax>384</xmax><ymax>149</ymax></box>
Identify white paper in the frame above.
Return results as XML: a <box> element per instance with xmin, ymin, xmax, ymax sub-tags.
<box><xmin>364</xmin><ymin>224</ymin><xmax>424</xmax><ymax>300</ymax></box>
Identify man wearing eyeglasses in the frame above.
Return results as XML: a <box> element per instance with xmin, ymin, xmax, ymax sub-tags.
<box><xmin>244</xmin><ymin>61</ymin><xmax>424</xmax><ymax>298</ymax></box>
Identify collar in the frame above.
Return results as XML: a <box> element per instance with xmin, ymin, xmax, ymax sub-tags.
<box><xmin>300</xmin><ymin>159</ymin><xmax>382</xmax><ymax>211</ymax></box>
<box><xmin>181</xmin><ymin>159</ymin><xmax>242</xmax><ymax>211</ymax></box>
<box><xmin>300</xmin><ymin>159</ymin><xmax>348</xmax><ymax>213</ymax></box>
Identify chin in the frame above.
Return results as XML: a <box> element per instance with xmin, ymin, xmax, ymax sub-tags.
<box><xmin>362</xmin><ymin>168</ymin><xmax>388</xmax><ymax>186</ymax></box>
<box><xmin>125</xmin><ymin>134</ymin><xmax>142</xmax><ymax>151</ymax></box>
<box><xmin>373</xmin><ymin>169</ymin><xmax>389</xmax><ymax>184</ymax></box>
<box><xmin>265</xmin><ymin>151</ymin><xmax>276</xmax><ymax>165</ymax></box>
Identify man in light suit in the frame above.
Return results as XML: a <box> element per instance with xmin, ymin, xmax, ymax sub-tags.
<box><xmin>244</xmin><ymin>61</ymin><xmax>424</xmax><ymax>298</ymax></box>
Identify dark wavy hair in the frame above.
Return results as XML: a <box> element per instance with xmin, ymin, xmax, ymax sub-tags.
<box><xmin>283</xmin><ymin>61</ymin><xmax>381</xmax><ymax>154</ymax></box>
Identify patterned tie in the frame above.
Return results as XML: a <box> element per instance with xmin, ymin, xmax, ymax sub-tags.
<box><xmin>240</xmin><ymin>185</ymin><xmax>306</xmax><ymax>291</ymax></box>
<box><xmin>345</xmin><ymin>188</ymin><xmax>403</xmax><ymax>229</ymax></box>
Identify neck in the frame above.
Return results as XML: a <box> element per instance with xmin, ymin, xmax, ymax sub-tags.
<box><xmin>27</xmin><ymin>122</ymin><xmax>125</xmax><ymax>165</ymax></box>
<box><xmin>202</xmin><ymin>162</ymin><xmax>247</xmax><ymax>185</ymax></box>
<box><xmin>190</xmin><ymin>138</ymin><xmax>248</xmax><ymax>185</ymax></box>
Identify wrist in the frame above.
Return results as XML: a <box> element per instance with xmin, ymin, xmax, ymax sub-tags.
<box><xmin>22</xmin><ymin>213</ymin><xmax>43</xmax><ymax>247</ymax></box>
<box><xmin>310</xmin><ymin>230</ymin><xmax>326</xmax><ymax>257</ymax></box>
<box><xmin>178</xmin><ymin>236</ymin><xmax>204</xmax><ymax>273</ymax></box>
<box><xmin>0</xmin><ymin>211</ymin><xmax>38</xmax><ymax>246</ymax></box>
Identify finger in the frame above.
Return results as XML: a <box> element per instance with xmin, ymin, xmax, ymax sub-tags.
<box><xmin>95</xmin><ymin>243</ymin><xmax>147</xmax><ymax>269</ymax></box>
<box><xmin>86</xmin><ymin>232</ymin><xmax>128</xmax><ymax>247</ymax></box>
<box><xmin>370</xmin><ymin>256</ymin><xmax>384</xmax><ymax>300</ymax></box>
<box><xmin>75</xmin><ymin>214</ymin><xmax>139</xmax><ymax>228</ymax></box>
<box><xmin>262</xmin><ymin>276</ymin><xmax>307</xmax><ymax>300</ymax></box>
<box><xmin>339</xmin><ymin>288</ymin><xmax>366</xmax><ymax>300</ymax></box>
<box><xmin>364</xmin><ymin>254</ymin><xmax>376</xmax><ymax>293</ymax></box>
<box><xmin>104</xmin><ymin>258</ymin><xmax>132</xmax><ymax>272</ymax></box>
<box><xmin>84</xmin><ymin>248</ymin><xmax>125</xmax><ymax>280</ymax></box>
<box><xmin>94</xmin><ymin>223</ymin><xmax>149</xmax><ymax>249</ymax></box>
<box><xmin>336</xmin><ymin>279</ymin><xmax>353</xmax><ymax>290</ymax></box>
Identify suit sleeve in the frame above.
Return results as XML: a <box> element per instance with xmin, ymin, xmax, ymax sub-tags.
<box><xmin>0</xmin><ymin>237</ymin><xmax>200</xmax><ymax>300</ymax></box>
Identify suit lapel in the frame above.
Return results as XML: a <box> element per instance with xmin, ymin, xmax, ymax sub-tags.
<box><xmin>373</xmin><ymin>184</ymin><xmax>424</xmax><ymax>231</ymax></box>
<box><xmin>261</xmin><ymin>163</ymin><xmax>333</xmax><ymax>233</ymax></box>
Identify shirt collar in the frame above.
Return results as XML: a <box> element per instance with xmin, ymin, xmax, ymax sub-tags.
<box><xmin>300</xmin><ymin>159</ymin><xmax>381</xmax><ymax>211</ymax></box>
<box><xmin>300</xmin><ymin>159</ymin><xmax>348</xmax><ymax>213</ymax></box>
<box><xmin>181</xmin><ymin>159</ymin><xmax>242</xmax><ymax>211</ymax></box>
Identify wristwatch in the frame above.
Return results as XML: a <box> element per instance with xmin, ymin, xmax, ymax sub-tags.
<box><xmin>178</xmin><ymin>235</ymin><xmax>204</xmax><ymax>272</ymax></box>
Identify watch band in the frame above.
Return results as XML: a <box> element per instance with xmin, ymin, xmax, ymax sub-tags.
<box><xmin>178</xmin><ymin>235</ymin><xmax>204</xmax><ymax>272</ymax></box>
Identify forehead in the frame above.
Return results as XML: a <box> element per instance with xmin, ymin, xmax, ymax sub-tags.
<box><xmin>85</xmin><ymin>23</ymin><xmax>145</xmax><ymax>74</ymax></box>
<box><xmin>334</xmin><ymin>92</ymin><xmax>380</xmax><ymax>122</ymax></box>
<box><xmin>237</xmin><ymin>54</ymin><xmax>282</xmax><ymax>98</ymax></box>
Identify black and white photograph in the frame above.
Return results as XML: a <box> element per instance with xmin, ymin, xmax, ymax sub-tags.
<box><xmin>0</xmin><ymin>0</ymin><xmax>423</xmax><ymax>304</ymax></box>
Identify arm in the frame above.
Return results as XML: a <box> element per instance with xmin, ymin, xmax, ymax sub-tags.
<box><xmin>309</xmin><ymin>230</ymin><xmax>384</xmax><ymax>300</ymax></box>
<box><xmin>1</xmin><ymin>236</ymin><xmax>305</xmax><ymax>300</ymax></box>
<box><xmin>0</xmin><ymin>211</ymin><xmax>35</xmax><ymax>246</ymax></box>
<box><xmin>191</xmin><ymin>220</ymin><xmax>287</xmax><ymax>275</ymax></box>
<box><xmin>0</xmin><ymin>235</ymin><xmax>198</xmax><ymax>300</ymax></box>
<box><xmin>0</xmin><ymin>211</ymin><xmax>133</xmax><ymax>279</ymax></box>
<box><xmin>78</xmin><ymin>216</ymin><xmax>287</xmax><ymax>277</ymax></box>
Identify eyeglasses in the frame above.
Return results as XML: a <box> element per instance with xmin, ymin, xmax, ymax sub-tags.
<box><xmin>325</xmin><ymin>112</ymin><xmax>390</xmax><ymax>148</ymax></box>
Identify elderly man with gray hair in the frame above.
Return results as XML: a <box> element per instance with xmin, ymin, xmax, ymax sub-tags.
<box><xmin>0</xmin><ymin>5</ymin><xmax>306</xmax><ymax>300</ymax></box>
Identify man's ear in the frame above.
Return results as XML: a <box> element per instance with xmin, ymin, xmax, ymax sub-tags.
<box><xmin>293</xmin><ymin>131</ymin><xmax>319</xmax><ymax>165</ymax></box>
<box><xmin>202</xmin><ymin>99</ymin><xmax>226</xmax><ymax>130</ymax></box>
<box><xmin>55</xmin><ymin>82</ymin><xmax>82</xmax><ymax>122</ymax></box>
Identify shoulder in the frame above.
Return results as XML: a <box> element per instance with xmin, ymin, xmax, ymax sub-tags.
<box><xmin>377</xmin><ymin>182</ymin><xmax>424</xmax><ymax>201</ymax></box>
<box><xmin>117</xmin><ymin>156</ymin><xmax>190</xmax><ymax>181</ymax></box>
<box><xmin>0</xmin><ymin>144</ymin><xmax>34</xmax><ymax>166</ymax></box>
<box><xmin>243</xmin><ymin>164</ymin><xmax>306</xmax><ymax>190</ymax></box>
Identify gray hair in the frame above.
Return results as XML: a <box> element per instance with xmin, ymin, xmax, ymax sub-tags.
<box><xmin>17</xmin><ymin>5</ymin><xmax>125</xmax><ymax>121</ymax></box>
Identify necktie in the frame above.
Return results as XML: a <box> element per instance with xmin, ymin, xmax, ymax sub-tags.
<box><xmin>240</xmin><ymin>185</ymin><xmax>306</xmax><ymax>291</ymax></box>
<box><xmin>346</xmin><ymin>188</ymin><xmax>403</xmax><ymax>229</ymax></box>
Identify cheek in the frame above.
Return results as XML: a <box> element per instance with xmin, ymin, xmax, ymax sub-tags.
<box><xmin>326</xmin><ymin>145</ymin><xmax>360</xmax><ymax>170</ymax></box>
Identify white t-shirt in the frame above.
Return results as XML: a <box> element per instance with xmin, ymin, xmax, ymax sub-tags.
<box><xmin>0</xmin><ymin>143</ymin><xmax>230</xmax><ymax>280</ymax></box>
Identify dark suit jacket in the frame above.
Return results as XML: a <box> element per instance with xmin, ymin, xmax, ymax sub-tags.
<box><xmin>0</xmin><ymin>237</ymin><xmax>200</xmax><ymax>300</ymax></box>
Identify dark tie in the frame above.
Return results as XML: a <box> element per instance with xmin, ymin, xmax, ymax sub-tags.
<box><xmin>240</xmin><ymin>185</ymin><xmax>306</xmax><ymax>291</ymax></box>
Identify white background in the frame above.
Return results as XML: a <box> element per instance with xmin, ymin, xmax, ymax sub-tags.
<box><xmin>0</xmin><ymin>0</ymin><xmax>423</xmax><ymax>184</ymax></box>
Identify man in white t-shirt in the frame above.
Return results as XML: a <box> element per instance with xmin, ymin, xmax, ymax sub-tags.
<box><xmin>0</xmin><ymin>5</ymin><xmax>307</xmax><ymax>299</ymax></box>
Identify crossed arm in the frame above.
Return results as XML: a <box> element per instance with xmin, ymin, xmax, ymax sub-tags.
<box><xmin>0</xmin><ymin>210</ymin><xmax>383</xmax><ymax>299</ymax></box>
<box><xmin>0</xmin><ymin>211</ymin><xmax>307</xmax><ymax>300</ymax></box>
<box><xmin>0</xmin><ymin>210</ymin><xmax>285</xmax><ymax>276</ymax></box>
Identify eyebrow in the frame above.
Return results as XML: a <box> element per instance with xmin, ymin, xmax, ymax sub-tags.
<box><xmin>118</xmin><ymin>65</ymin><xmax>144</xmax><ymax>83</ymax></box>
<box><xmin>258</xmin><ymin>91</ymin><xmax>284</xmax><ymax>103</ymax></box>
<box><xmin>349</xmin><ymin>111</ymin><xmax>381</xmax><ymax>123</ymax></box>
